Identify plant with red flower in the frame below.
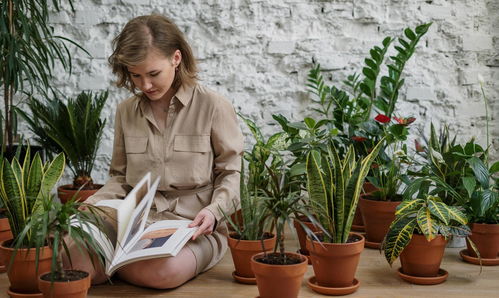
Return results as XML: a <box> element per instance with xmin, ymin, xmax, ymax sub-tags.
<box><xmin>393</xmin><ymin>116</ymin><xmax>416</xmax><ymax>126</ymax></box>
<box><xmin>374</xmin><ymin>114</ymin><xmax>390</xmax><ymax>123</ymax></box>
<box><xmin>352</xmin><ymin>136</ymin><xmax>367</xmax><ymax>142</ymax></box>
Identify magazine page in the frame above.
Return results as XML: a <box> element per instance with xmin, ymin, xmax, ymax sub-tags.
<box><xmin>115</xmin><ymin>172</ymin><xmax>151</xmax><ymax>243</ymax></box>
<box><xmin>108</xmin><ymin>176</ymin><xmax>160</xmax><ymax>273</ymax></box>
<box><xmin>106</xmin><ymin>220</ymin><xmax>196</xmax><ymax>276</ymax></box>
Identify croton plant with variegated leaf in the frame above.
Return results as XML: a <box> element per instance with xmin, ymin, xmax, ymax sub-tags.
<box><xmin>383</xmin><ymin>195</ymin><xmax>472</xmax><ymax>266</ymax></box>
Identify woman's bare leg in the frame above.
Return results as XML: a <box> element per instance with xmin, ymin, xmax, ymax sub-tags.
<box><xmin>62</xmin><ymin>238</ymin><xmax>108</xmax><ymax>285</ymax></box>
<box><xmin>117</xmin><ymin>246</ymin><xmax>197</xmax><ymax>289</ymax></box>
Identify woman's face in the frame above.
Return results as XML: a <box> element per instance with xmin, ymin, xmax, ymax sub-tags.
<box><xmin>127</xmin><ymin>48</ymin><xmax>181</xmax><ymax>102</ymax></box>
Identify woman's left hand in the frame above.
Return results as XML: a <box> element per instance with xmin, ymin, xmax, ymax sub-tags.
<box><xmin>189</xmin><ymin>209</ymin><xmax>216</xmax><ymax>240</ymax></box>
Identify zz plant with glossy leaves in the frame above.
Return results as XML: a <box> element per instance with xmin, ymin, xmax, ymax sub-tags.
<box><xmin>383</xmin><ymin>195</ymin><xmax>469</xmax><ymax>266</ymax></box>
<box><xmin>0</xmin><ymin>147</ymin><xmax>65</xmax><ymax>247</ymax></box>
<box><xmin>306</xmin><ymin>139</ymin><xmax>384</xmax><ymax>243</ymax></box>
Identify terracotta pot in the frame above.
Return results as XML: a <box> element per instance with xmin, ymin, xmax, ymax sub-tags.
<box><xmin>352</xmin><ymin>182</ymin><xmax>379</xmax><ymax>232</ymax></box>
<box><xmin>0</xmin><ymin>216</ymin><xmax>13</xmax><ymax>273</ymax></box>
<box><xmin>466</xmin><ymin>223</ymin><xmax>499</xmax><ymax>259</ymax></box>
<box><xmin>294</xmin><ymin>216</ymin><xmax>319</xmax><ymax>256</ymax></box>
<box><xmin>359</xmin><ymin>196</ymin><xmax>400</xmax><ymax>245</ymax></box>
<box><xmin>306</xmin><ymin>232</ymin><xmax>365</xmax><ymax>288</ymax></box>
<box><xmin>228</xmin><ymin>233</ymin><xmax>276</xmax><ymax>279</ymax></box>
<box><xmin>400</xmin><ymin>234</ymin><xmax>447</xmax><ymax>277</ymax></box>
<box><xmin>57</xmin><ymin>184</ymin><xmax>103</xmax><ymax>203</ymax></box>
<box><xmin>38</xmin><ymin>270</ymin><xmax>91</xmax><ymax>298</ymax></box>
<box><xmin>251</xmin><ymin>252</ymin><xmax>308</xmax><ymax>298</ymax></box>
<box><xmin>0</xmin><ymin>240</ymin><xmax>52</xmax><ymax>294</ymax></box>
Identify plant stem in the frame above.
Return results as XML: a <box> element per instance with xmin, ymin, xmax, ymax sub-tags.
<box><xmin>479</xmin><ymin>82</ymin><xmax>489</xmax><ymax>166</ymax></box>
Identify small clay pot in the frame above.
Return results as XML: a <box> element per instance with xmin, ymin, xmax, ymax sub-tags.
<box><xmin>57</xmin><ymin>184</ymin><xmax>103</xmax><ymax>203</ymax></box>
<box><xmin>38</xmin><ymin>270</ymin><xmax>91</xmax><ymax>298</ymax></box>
<box><xmin>359</xmin><ymin>196</ymin><xmax>400</xmax><ymax>247</ymax></box>
<box><xmin>466</xmin><ymin>223</ymin><xmax>499</xmax><ymax>259</ymax></box>
<box><xmin>0</xmin><ymin>240</ymin><xmax>52</xmax><ymax>294</ymax></box>
<box><xmin>400</xmin><ymin>234</ymin><xmax>447</xmax><ymax>277</ymax></box>
<box><xmin>306</xmin><ymin>232</ymin><xmax>365</xmax><ymax>288</ymax></box>
<box><xmin>251</xmin><ymin>252</ymin><xmax>308</xmax><ymax>298</ymax></box>
<box><xmin>293</xmin><ymin>216</ymin><xmax>319</xmax><ymax>257</ymax></box>
<box><xmin>228</xmin><ymin>233</ymin><xmax>276</xmax><ymax>281</ymax></box>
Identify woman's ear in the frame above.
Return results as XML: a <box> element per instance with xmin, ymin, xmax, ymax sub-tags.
<box><xmin>172</xmin><ymin>49</ymin><xmax>182</xmax><ymax>67</ymax></box>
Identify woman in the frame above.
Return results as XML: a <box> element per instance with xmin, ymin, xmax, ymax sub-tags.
<box><xmin>72</xmin><ymin>14</ymin><xmax>244</xmax><ymax>289</ymax></box>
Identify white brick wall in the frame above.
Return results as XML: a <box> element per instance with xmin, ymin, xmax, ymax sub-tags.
<box><xmin>18</xmin><ymin>0</ymin><xmax>498</xmax><ymax>184</ymax></box>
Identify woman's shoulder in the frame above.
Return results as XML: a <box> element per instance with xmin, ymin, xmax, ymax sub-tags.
<box><xmin>116</xmin><ymin>94</ymin><xmax>141</xmax><ymax>112</ymax></box>
<box><xmin>193</xmin><ymin>84</ymin><xmax>232</xmax><ymax>109</ymax></box>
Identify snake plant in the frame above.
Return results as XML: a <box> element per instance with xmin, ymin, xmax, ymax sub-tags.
<box><xmin>0</xmin><ymin>147</ymin><xmax>65</xmax><ymax>247</ymax></box>
<box><xmin>305</xmin><ymin>138</ymin><xmax>384</xmax><ymax>243</ymax></box>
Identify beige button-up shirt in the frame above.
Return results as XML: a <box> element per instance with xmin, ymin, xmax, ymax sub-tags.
<box><xmin>86</xmin><ymin>84</ymin><xmax>244</xmax><ymax>222</ymax></box>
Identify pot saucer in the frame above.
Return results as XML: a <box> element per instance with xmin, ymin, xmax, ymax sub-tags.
<box><xmin>232</xmin><ymin>271</ymin><xmax>256</xmax><ymax>285</ymax></box>
<box><xmin>297</xmin><ymin>249</ymin><xmax>312</xmax><ymax>265</ymax></box>
<box><xmin>397</xmin><ymin>267</ymin><xmax>448</xmax><ymax>285</ymax></box>
<box><xmin>7</xmin><ymin>287</ymin><xmax>43</xmax><ymax>298</ymax></box>
<box><xmin>351</xmin><ymin>224</ymin><xmax>365</xmax><ymax>232</ymax></box>
<box><xmin>364</xmin><ymin>240</ymin><xmax>381</xmax><ymax>249</ymax></box>
<box><xmin>460</xmin><ymin>249</ymin><xmax>499</xmax><ymax>266</ymax></box>
<box><xmin>307</xmin><ymin>276</ymin><xmax>360</xmax><ymax>295</ymax></box>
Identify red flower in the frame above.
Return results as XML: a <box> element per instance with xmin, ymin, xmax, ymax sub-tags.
<box><xmin>415</xmin><ymin>139</ymin><xmax>425</xmax><ymax>152</ymax></box>
<box><xmin>371</xmin><ymin>163</ymin><xmax>379</xmax><ymax>169</ymax></box>
<box><xmin>375</xmin><ymin>114</ymin><xmax>391</xmax><ymax>123</ymax></box>
<box><xmin>352</xmin><ymin>136</ymin><xmax>367</xmax><ymax>142</ymax></box>
<box><xmin>394</xmin><ymin>116</ymin><xmax>416</xmax><ymax>126</ymax></box>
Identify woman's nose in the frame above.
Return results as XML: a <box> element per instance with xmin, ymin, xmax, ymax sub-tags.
<box><xmin>141</xmin><ymin>78</ymin><xmax>152</xmax><ymax>90</ymax></box>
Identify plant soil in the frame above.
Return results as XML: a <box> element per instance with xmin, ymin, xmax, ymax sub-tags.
<box><xmin>41</xmin><ymin>270</ymin><xmax>89</xmax><ymax>282</ymax></box>
<box><xmin>63</xmin><ymin>184</ymin><xmax>101</xmax><ymax>190</ymax></box>
<box><xmin>231</xmin><ymin>232</ymin><xmax>274</xmax><ymax>241</ymax></box>
<box><xmin>256</xmin><ymin>252</ymin><xmax>303</xmax><ymax>265</ymax></box>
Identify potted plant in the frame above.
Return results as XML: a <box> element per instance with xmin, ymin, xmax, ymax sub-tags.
<box><xmin>14</xmin><ymin>191</ymin><xmax>107</xmax><ymax>298</ymax></box>
<box><xmin>1</xmin><ymin>0</ymin><xmax>85</xmax><ymax>158</ymax></box>
<box><xmin>220</xmin><ymin>161</ymin><xmax>276</xmax><ymax>284</ymax></box>
<box><xmin>0</xmin><ymin>147</ymin><xmax>65</xmax><ymax>296</ymax></box>
<box><xmin>249</xmin><ymin>150</ymin><xmax>310</xmax><ymax>298</ymax></box>
<box><xmin>383</xmin><ymin>195</ymin><xmax>471</xmax><ymax>285</ymax></box>
<box><xmin>17</xmin><ymin>90</ymin><xmax>109</xmax><ymax>203</ymax></box>
<box><xmin>304</xmin><ymin>139</ymin><xmax>383</xmax><ymax>295</ymax></box>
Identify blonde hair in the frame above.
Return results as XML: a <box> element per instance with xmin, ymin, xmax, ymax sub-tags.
<box><xmin>108</xmin><ymin>15</ymin><xmax>198</xmax><ymax>92</ymax></box>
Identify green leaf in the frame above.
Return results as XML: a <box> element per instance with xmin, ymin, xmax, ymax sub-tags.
<box><xmin>287</xmin><ymin>122</ymin><xmax>309</xmax><ymax>130</ymax></box>
<box><xmin>384</xmin><ymin>215</ymin><xmax>417</xmax><ymax>265</ymax></box>
<box><xmin>362</xmin><ymin>67</ymin><xmax>376</xmax><ymax>80</ymax></box>
<box><xmin>462</xmin><ymin>177</ymin><xmax>476</xmax><ymax>198</ymax></box>
<box><xmin>417</xmin><ymin>207</ymin><xmax>437</xmax><ymax>240</ymax></box>
<box><xmin>370</xmin><ymin>49</ymin><xmax>381</xmax><ymax>62</ymax></box>
<box><xmin>396</xmin><ymin>199</ymin><xmax>424</xmax><ymax>215</ymax></box>
<box><xmin>489</xmin><ymin>161</ymin><xmax>499</xmax><ymax>174</ymax></box>
<box><xmin>364</xmin><ymin>58</ymin><xmax>377</xmax><ymax>70</ymax></box>
<box><xmin>359</xmin><ymin>82</ymin><xmax>372</xmax><ymax>96</ymax></box>
<box><xmin>467</xmin><ymin>157</ymin><xmax>490</xmax><ymax>189</ymax></box>
<box><xmin>304</xmin><ymin>117</ymin><xmax>316</xmax><ymax>129</ymax></box>
<box><xmin>404</xmin><ymin>28</ymin><xmax>417</xmax><ymax>41</ymax></box>
<box><xmin>382</xmin><ymin>37</ymin><xmax>392</xmax><ymax>47</ymax></box>
<box><xmin>478</xmin><ymin>190</ymin><xmax>497</xmax><ymax>218</ymax></box>
<box><xmin>447</xmin><ymin>206</ymin><xmax>468</xmax><ymax>225</ymax></box>
<box><xmin>427</xmin><ymin>200</ymin><xmax>450</xmax><ymax>225</ymax></box>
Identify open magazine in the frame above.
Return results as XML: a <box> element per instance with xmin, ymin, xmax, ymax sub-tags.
<box><xmin>74</xmin><ymin>173</ymin><xmax>197</xmax><ymax>276</ymax></box>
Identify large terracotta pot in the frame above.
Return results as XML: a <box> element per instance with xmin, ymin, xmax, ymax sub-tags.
<box><xmin>306</xmin><ymin>232</ymin><xmax>364</xmax><ymax>288</ymax></box>
<box><xmin>359</xmin><ymin>196</ymin><xmax>400</xmax><ymax>247</ymax></box>
<box><xmin>228</xmin><ymin>233</ymin><xmax>276</xmax><ymax>280</ymax></box>
<box><xmin>57</xmin><ymin>184</ymin><xmax>103</xmax><ymax>203</ymax></box>
<box><xmin>0</xmin><ymin>240</ymin><xmax>52</xmax><ymax>294</ymax></box>
<box><xmin>294</xmin><ymin>216</ymin><xmax>319</xmax><ymax>257</ymax></box>
<box><xmin>466</xmin><ymin>223</ymin><xmax>499</xmax><ymax>259</ymax></box>
<box><xmin>400</xmin><ymin>234</ymin><xmax>447</xmax><ymax>277</ymax></box>
<box><xmin>38</xmin><ymin>270</ymin><xmax>91</xmax><ymax>298</ymax></box>
<box><xmin>251</xmin><ymin>252</ymin><xmax>308</xmax><ymax>298</ymax></box>
<box><xmin>0</xmin><ymin>215</ymin><xmax>13</xmax><ymax>273</ymax></box>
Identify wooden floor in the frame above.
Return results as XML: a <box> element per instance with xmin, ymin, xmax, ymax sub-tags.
<box><xmin>1</xmin><ymin>232</ymin><xmax>498</xmax><ymax>298</ymax></box>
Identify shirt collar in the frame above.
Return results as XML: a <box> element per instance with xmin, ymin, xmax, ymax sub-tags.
<box><xmin>133</xmin><ymin>84</ymin><xmax>195</xmax><ymax>113</ymax></box>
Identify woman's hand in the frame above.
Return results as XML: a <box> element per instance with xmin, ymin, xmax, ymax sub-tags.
<box><xmin>188</xmin><ymin>209</ymin><xmax>216</xmax><ymax>240</ymax></box>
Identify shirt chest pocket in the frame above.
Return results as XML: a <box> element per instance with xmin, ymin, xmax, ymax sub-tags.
<box><xmin>125</xmin><ymin>136</ymin><xmax>148</xmax><ymax>153</ymax></box>
<box><xmin>173</xmin><ymin>135</ymin><xmax>211</xmax><ymax>153</ymax></box>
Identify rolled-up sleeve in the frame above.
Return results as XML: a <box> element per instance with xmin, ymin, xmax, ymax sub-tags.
<box><xmin>85</xmin><ymin>104</ymin><xmax>130</xmax><ymax>205</ymax></box>
<box><xmin>203</xmin><ymin>98</ymin><xmax>244</xmax><ymax>222</ymax></box>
